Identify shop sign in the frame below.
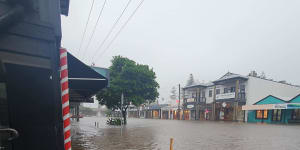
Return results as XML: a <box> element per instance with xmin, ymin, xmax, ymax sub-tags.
<box><xmin>287</xmin><ymin>103</ymin><xmax>300</xmax><ymax>109</ymax></box>
<box><xmin>187</xmin><ymin>105</ymin><xmax>194</xmax><ymax>109</ymax></box>
<box><xmin>242</xmin><ymin>104</ymin><xmax>274</xmax><ymax>110</ymax></box>
<box><xmin>187</xmin><ymin>98</ymin><xmax>195</xmax><ymax>103</ymax></box>
<box><xmin>222</xmin><ymin>102</ymin><xmax>227</xmax><ymax>107</ymax></box>
<box><xmin>273</xmin><ymin>104</ymin><xmax>287</xmax><ymax>109</ymax></box>
<box><xmin>216</xmin><ymin>92</ymin><xmax>235</xmax><ymax>100</ymax></box>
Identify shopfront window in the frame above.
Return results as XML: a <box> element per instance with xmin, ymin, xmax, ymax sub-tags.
<box><xmin>291</xmin><ymin>109</ymin><xmax>300</xmax><ymax>120</ymax></box>
<box><xmin>272</xmin><ymin>110</ymin><xmax>281</xmax><ymax>121</ymax></box>
<box><xmin>256</xmin><ymin>110</ymin><xmax>268</xmax><ymax>119</ymax></box>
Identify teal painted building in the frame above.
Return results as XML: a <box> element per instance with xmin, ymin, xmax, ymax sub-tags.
<box><xmin>247</xmin><ymin>94</ymin><xmax>300</xmax><ymax>124</ymax></box>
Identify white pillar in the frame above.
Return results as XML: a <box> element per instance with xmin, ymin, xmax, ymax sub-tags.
<box><xmin>244</xmin><ymin>110</ymin><xmax>248</xmax><ymax>122</ymax></box>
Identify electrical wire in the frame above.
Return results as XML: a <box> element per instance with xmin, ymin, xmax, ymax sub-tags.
<box><xmin>82</xmin><ymin>0</ymin><xmax>108</xmax><ymax>60</ymax></box>
<box><xmin>90</xmin><ymin>0</ymin><xmax>133</xmax><ymax>62</ymax></box>
<box><xmin>77</xmin><ymin>0</ymin><xmax>95</xmax><ymax>56</ymax></box>
<box><xmin>96</xmin><ymin>0</ymin><xmax>145</xmax><ymax>60</ymax></box>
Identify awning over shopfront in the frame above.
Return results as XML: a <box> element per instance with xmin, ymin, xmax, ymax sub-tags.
<box><xmin>242</xmin><ymin>103</ymin><xmax>300</xmax><ymax>110</ymax></box>
<box><xmin>67</xmin><ymin>53</ymin><xmax>108</xmax><ymax>103</ymax></box>
<box><xmin>242</xmin><ymin>95</ymin><xmax>300</xmax><ymax>110</ymax></box>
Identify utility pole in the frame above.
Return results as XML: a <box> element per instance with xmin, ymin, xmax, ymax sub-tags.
<box><xmin>178</xmin><ymin>84</ymin><xmax>181</xmax><ymax>108</ymax></box>
<box><xmin>178</xmin><ymin>84</ymin><xmax>181</xmax><ymax>120</ymax></box>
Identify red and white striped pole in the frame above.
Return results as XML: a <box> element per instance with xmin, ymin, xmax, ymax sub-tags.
<box><xmin>60</xmin><ymin>48</ymin><xmax>72</xmax><ymax>150</ymax></box>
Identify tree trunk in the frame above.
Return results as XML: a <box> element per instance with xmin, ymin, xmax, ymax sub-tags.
<box><xmin>122</xmin><ymin>110</ymin><xmax>127</xmax><ymax>125</ymax></box>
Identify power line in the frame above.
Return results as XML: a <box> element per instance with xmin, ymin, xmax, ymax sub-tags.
<box><xmin>90</xmin><ymin>0</ymin><xmax>133</xmax><ymax>62</ymax></box>
<box><xmin>96</xmin><ymin>0</ymin><xmax>145</xmax><ymax>60</ymax></box>
<box><xmin>82</xmin><ymin>0</ymin><xmax>108</xmax><ymax>60</ymax></box>
<box><xmin>77</xmin><ymin>0</ymin><xmax>95</xmax><ymax>56</ymax></box>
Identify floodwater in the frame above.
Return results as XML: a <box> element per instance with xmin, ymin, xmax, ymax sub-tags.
<box><xmin>71</xmin><ymin>117</ymin><xmax>300</xmax><ymax>150</ymax></box>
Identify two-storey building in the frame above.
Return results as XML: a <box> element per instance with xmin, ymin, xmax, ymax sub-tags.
<box><xmin>212</xmin><ymin>72</ymin><xmax>248</xmax><ymax>121</ymax></box>
<box><xmin>183</xmin><ymin>82</ymin><xmax>214</xmax><ymax>120</ymax></box>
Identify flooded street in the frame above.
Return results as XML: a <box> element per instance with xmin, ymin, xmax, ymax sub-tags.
<box><xmin>71</xmin><ymin>117</ymin><xmax>300</xmax><ymax>150</ymax></box>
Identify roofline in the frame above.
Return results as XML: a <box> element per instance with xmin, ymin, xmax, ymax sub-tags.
<box><xmin>248</xmin><ymin>76</ymin><xmax>300</xmax><ymax>88</ymax></box>
<box><xmin>213</xmin><ymin>76</ymin><xmax>248</xmax><ymax>84</ymax></box>
<box><xmin>91</xmin><ymin>66</ymin><xmax>109</xmax><ymax>70</ymax></box>
<box><xmin>183</xmin><ymin>84</ymin><xmax>207</xmax><ymax>90</ymax></box>
<box><xmin>288</xmin><ymin>93</ymin><xmax>300</xmax><ymax>102</ymax></box>
<box><xmin>254</xmin><ymin>95</ymin><xmax>287</xmax><ymax>105</ymax></box>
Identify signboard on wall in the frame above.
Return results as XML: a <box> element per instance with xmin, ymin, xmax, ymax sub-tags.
<box><xmin>242</xmin><ymin>103</ymin><xmax>300</xmax><ymax>110</ymax></box>
<box><xmin>287</xmin><ymin>103</ymin><xmax>300</xmax><ymax>109</ymax></box>
<box><xmin>273</xmin><ymin>104</ymin><xmax>287</xmax><ymax>109</ymax></box>
<box><xmin>187</xmin><ymin>105</ymin><xmax>194</xmax><ymax>109</ymax></box>
<box><xmin>216</xmin><ymin>92</ymin><xmax>235</xmax><ymax>100</ymax></box>
<box><xmin>242</xmin><ymin>104</ymin><xmax>274</xmax><ymax>110</ymax></box>
<box><xmin>187</xmin><ymin>98</ymin><xmax>195</xmax><ymax>103</ymax></box>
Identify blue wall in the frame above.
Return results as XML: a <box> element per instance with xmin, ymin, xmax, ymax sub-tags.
<box><xmin>247</xmin><ymin>109</ymin><xmax>292</xmax><ymax>124</ymax></box>
<box><xmin>247</xmin><ymin>110</ymin><xmax>272</xmax><ymax>123</ymax></box>
<box><xmin>255</xmin><ymin>95</ymin><xmax>285</xmax><ymax>104</ymax></box>
<box><xmin>290</xmin><ymin>95</ymin><xmax>300</xmax><ymax>103</ymax></box>
<box><xmin>246</xmin><ymin>94</ymin><xmax>300</xmax><ymax>124</ymax></box>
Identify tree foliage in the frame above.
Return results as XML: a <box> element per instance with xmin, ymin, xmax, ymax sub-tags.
<box><xmin>186</xmin><ymin>73</ymin><xmax>195</xmax><ymax>86</ymax></box>
<box><xmin>96</xmin><ymin>56</ymin><xmax>159</xmax><ymax>123</ymax></box>
<box><xmin>170</xmin><ymin>86</ymin><xmax>177</xmax><ymax>100</ymax></box>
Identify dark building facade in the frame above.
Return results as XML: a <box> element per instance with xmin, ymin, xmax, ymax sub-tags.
<box><xmin>0</xmin><ymin>0</ymin><xmax>70</xmax><ymax>149</ymax></box>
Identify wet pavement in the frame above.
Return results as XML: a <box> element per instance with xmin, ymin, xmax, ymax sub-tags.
<box><xmin>71</xmin><ymin>116</ymin><xmax>300</xmax><ymax>150</ymax></box>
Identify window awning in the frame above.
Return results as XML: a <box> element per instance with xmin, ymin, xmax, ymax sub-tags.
<box><xmin>67</xmin><ymin>53</ymin><xmax>108</xmax><ymax>103</ymax></box>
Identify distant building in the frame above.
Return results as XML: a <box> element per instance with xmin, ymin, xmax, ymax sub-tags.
<box><xmin>182</xmin><ymin>72</ymin><xmax>300</xmax><ymax>122</ymax></box>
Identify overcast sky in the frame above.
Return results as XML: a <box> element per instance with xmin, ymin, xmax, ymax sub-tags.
<box><xmin>61</xmin><ymin>0</ymin><xmax>300</xmax><ymax>102</ymax></box>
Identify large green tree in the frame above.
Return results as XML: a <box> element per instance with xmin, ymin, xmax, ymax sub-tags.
<box><xmin>96</xmin><ymin>56</ymin><xmax>159</xmax><ymax>124</ymax></box>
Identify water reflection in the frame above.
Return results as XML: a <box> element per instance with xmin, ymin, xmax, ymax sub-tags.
<box><xmin>72</xmin><ymin>117</ymin><xmax>300</xmax><ymax>150</ymax></box>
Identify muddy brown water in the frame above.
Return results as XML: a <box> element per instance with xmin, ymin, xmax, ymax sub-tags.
<box><xmin>71</xmin><ymin>116</ymin><xmax>300</xmax><ymax>150</ymax></box>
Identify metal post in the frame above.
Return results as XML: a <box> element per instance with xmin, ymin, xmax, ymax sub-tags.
<box><xmin>170</xmin><ymin>138</ymin><xmax>174</xmax><ymax>150</ymax></box>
